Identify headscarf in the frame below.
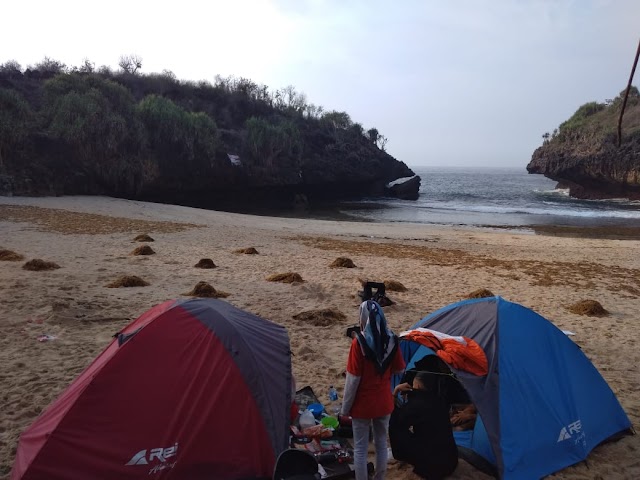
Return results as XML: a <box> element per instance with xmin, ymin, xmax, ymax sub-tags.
<box><xmin>355</xmin><ymin>300</ymin><xmax>398</xmax><ymax>375</ymax></box>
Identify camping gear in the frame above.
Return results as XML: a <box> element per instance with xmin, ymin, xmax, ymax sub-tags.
<box><xmin>394</xmin><ymin>296</ymin><xmax>633</xmax><ymax>480</ymax></box>
<box><xmin>11</xmin><ymin>298</ymin><xmax>292</xmax><ymax>480</ymax></box>
<box><xmin>300</xmin><ymin>409</ymin><xmax>317</xmax><ymax>430</ymax></box>
<box><xmin>321</xmin><ymin>416</ymin><xmax>340</xmax><ymax>429</ymax></box>
<box><xmin>273</xmin><ymin>449</ymin><xmax>321</xmax><ymax>480</ymax></box>
<box><xmin>307</xmin><ymin>402</ymin><xmax>325</xmax><ymax>418</ymax></box>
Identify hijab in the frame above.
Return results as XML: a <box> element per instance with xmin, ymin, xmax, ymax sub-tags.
<box><xmin>356</xmin><ymin>300</ymin><xmax>398</xmax><ymax>375</ymax></box>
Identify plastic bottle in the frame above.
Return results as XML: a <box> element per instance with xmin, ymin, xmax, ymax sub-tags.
<box><xmin>329</xmin><ymin>385</ymin><xmax>338</xmax><ymax>402</ymax></box>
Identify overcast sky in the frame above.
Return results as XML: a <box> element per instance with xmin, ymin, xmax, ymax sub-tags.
<box><xmin>2</xmin><ymin>0</ymin><xmax>638</xmax><ymax>168</ymax></box>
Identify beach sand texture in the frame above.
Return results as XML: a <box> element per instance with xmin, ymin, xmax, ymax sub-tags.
<box><xmin>1</xmin><ymin>196</ymin><xmax>639</xmax><ymax>479</ymax></box>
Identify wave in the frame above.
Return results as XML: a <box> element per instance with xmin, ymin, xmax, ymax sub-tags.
<box><xmin>416</xmin><ymin>203</ymin><xmax>640</xmax><ymax>219</ymax></box>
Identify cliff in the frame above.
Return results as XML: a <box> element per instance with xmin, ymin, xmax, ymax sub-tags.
<box><xmin>526</xmin><ymin>87</ymin><xmax>640</xmax><ymax>199</ymax></box>
<box><xmin>0</xmin><ymin>63</ymin><xmax>419</xmax><ymax>209</ymax></box>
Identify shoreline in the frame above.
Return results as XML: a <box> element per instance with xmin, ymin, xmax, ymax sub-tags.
<box><xmin>1</xmin><ymin>195</ymin><xmax>639</xmax><ymax>479</ymax></box>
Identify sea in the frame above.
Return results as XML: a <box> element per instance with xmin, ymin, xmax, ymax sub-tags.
<box><xmin>336</xmin><ymin>167</ymin><xmax>640</xmax><ymax>230</ymax></box>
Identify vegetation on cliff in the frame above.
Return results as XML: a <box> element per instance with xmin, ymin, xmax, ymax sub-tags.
<box><xmin>527</xmin><ymin>86</ymin><xmax>640</xmax><ymax>199</ymax></box>
<box><xmin>0</xmin><ymin>57</ymin><xmax>415</xmax><ymax>206</ymax></box>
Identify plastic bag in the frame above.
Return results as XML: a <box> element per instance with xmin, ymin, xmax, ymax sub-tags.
<box><xmin>299</xmin><ymin>409</ymin><xmax>316</xmax><ymax>430</ymax></box>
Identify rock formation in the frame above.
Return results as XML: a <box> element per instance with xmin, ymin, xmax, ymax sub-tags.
<box><xmin>527</xmin><ymin>88</ymin><xmax>640</xmax><ymax>200</ymax></box>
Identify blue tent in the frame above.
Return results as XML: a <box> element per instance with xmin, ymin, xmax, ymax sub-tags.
<box><xmin>394</xmin><ymin>296</ymin><xmax>633</xmax><ymax>479</ymax></box>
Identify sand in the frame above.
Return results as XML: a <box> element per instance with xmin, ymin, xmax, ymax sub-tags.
<box><xmin>0</xmin><ymin>195</ymin><xmax>639</xmax><ymax>479</ymax></box>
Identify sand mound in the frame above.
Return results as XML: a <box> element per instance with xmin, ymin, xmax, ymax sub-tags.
<box><xmin>0</xmin><ymin>249</ymin><xmax>25</xmax><ymax>261</ymax></box>
<box><xmin>330</xmin><ymin>257</ymin><xmax>356</xmax><ymax>268</ymax></box>
<box><xmin>22</xmin><ymin>259</ymin><xmax>60</xmax><ymax>271</ymax></box>
<box><xmin>194</xmin><ymin>258</ymin><xmax>216</xmax><ymax>269</ymax></box>
<box><xmin>131</xmin><ymin>245</ymin><xmax>155</xmax><ymax>256</ymax></box>
<box><xmin>106</xmin><ymin>275</ymin><xmax>149</xmax><ymax>288</ymax></box>
<box><xmin>384</xmin><ymin>280</ymin><xmax>407</xmax><ymax>292</ymax></box>
<box><xmin>567</xmin><ymin>299</ymin><xmax>609</xmax><ymax>317</ymax></box>
<box><xmin>293</xmin><ymin>308</ymin><xmax>347</xmax><ymax>327</ymax></box>
<box><xmin>133</xmin><ymin>234</ymin><xmax>155</xmax><ymax>242</ymax></box>
<box><xmin>183</xmin><ymin>281</ymin><xmax>229</xmax><ymax>298</ymax></box>
<box><xmin>235</xmin><ymin>247</ymin><xmax>259</xmax><ymax>254</ymax></box>
<box><xmin>466</xmin><ymin>288</ymin><xmax>495</xmax><ymax>299</ymax></box>
<box><xmin>266</xmin><ymin>272</ymin><xmax>304</xmax><ymax>283</ymax></box>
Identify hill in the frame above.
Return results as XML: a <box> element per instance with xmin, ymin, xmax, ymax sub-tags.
<box><xmin>0</xmin><ymin>58</ymin><xmax>418</xmax><ymax>210</ymax></box>
<box><xmin>527</xmin><ymin>86</ymin><xmax>640</xmax><ymax>199</ymax></box>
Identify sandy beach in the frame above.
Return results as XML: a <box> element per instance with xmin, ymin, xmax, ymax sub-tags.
<box><xmin>1</xmin><ymin>195</ymin><xmax>638</xmax><ymax>479</ymax></box>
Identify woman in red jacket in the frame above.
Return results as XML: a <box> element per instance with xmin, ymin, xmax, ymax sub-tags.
<box><xmin>341</xmin><ymin>300</ymin><xmax>406</xmax><ymax>480</ymax></box>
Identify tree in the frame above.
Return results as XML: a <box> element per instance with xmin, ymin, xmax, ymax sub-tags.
<box><xmin>0</xmin><ymin>60</ymin><xmax>22</xmax><ymax>75</ymax></box>
<box><xmin>245</xmin><ymin>117</ymin><xmax>301</xmax><ymax>168</ymax></box>
<box><xmin>542</xmin><ymin>132</ymin><xmax>550</xmax><ymax>144</ymax></box>
<box><xmin>0</xmin><ymin>88</ymin><xmax>31</xmax><ymax>168</ymax></box>
<box><xmin>42</xmin><ymin>74</ymin><xmax>143</xmax><ymax>166</ymax></box>
<box><xmin>31</xmin><ymin>57</ymin><xmax>66</xmax><ymax>75</ymax></box>
<box><xmin>322</xmin><ymin>110</ymin><xmax>352</xmax><ymax>129</ymax></box>
<box><xmin>378</xmin><ymin>135</ymin><xmax>388</xmax><ymax>151</ymax></box>
<box><xmin>78</xmin><ymin>58</ymin><xmax>95</xmax><ymax>73</ymax></box>
<box><xmin>118</xmin><ymin>54</ymin><xmax>143</xmax><ymax>74</ymax></box>
<box><xmin>367</xmin><ymin>127</ymin><xmax>379</xmax><ymax>144</ymax></box>
<box><xmin>137</xmin><ymin>95</ymin><xmax>218</xmax><ymax>175</ymax></box>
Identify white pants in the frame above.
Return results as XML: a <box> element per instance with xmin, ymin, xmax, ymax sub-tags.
<box><xmin>351</xmin><ymin>415</ymin><xmax>391</xmax><ymax>480</ymax></box>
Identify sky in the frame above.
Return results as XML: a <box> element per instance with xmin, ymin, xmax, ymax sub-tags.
<box><xmin>2</xmin><ymin>0</ymin><xmax>639</xmax><ymax>168</ymax></box>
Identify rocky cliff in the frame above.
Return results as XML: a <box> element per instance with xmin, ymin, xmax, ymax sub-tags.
<box><xmin>0</xmin><ymin>65</ymin><xmax>419</xmax><ymax>209</ymax></box>
<box><xmin>527</xmin><ymin>88</ymin><xmax>640</xmax><ymax>199</ymax></box>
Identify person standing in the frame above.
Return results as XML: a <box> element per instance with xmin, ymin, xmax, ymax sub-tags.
<box><xmin>341</xmin><ymin>300</ymin><xmax>406</xmax><ymax>480</ymax></box>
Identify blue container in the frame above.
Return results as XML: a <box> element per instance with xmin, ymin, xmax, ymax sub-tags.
<box><xmin>307</xmin><ymin>402</ymin><xmax>324</xmax><ymax>418</ymax></box>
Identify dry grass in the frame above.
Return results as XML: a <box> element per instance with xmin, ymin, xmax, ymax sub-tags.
<box><xmin>194</xmin><ymin>258</ymin><xmax>216</xmax><ymax>269</ymax></box>
<box><xmin>292</xmin><ymin>308</ymin><xmax>347</xmax><ymax>327</ymax></box>
<box><xmin>183</xmin><ymin>281</ymin><xmax>229</xmax><ymax>298</ymax></box>
<box><xmin>296</xmin><ymin>236</ymin><xmax>640</xmax><ymax>295</ymax></box>
<box><xmin>329</xmin><ymin>257</ymin><xmax>356</xmax><ymax>268</ymax></box>
<box><xmin>106</xmin><ymin>275</ymin><xmax>149</xmax><ymax>288</ymax></box>
<box><xmin>465</xmin><ymin>288</ymin><xmax>495</xmax><ymax>299</ymax></box>
<box><xmin>266</xmin><ymin>272</ymin><xmax>304</xmax><ymax>283</ymax></box>
<box><xmin>133</xmin><ymin>234</ymin><xmax>155</xmax><ymax>242</ymax></box>
<box><xmin>0</xmin><ymin>249</ymin><xmax>24</xmax><ymax>261</ymax></box>
<box><xmin>131</xmin><ymin>245</ymin><xmax>155</xmax><ymax>256</ymax></box>
<box><xmin>384</xmin><ymin>280</ymin><xmax>407</xmax><ymax>292</ymax></box>
<box><xmin>234</xmin><ymin>247</ymin><xmax>259</xmax><ymax>255</ymax></box>
<box><xmin>0</xmin><ymin>205</ymin><xmax>199</xmax><ymax>235</ymax></box>
<box><xmin>22</xmin><ymin>259</ymin><xmax>60</xmax><ymax>271</ymax></box>
<box><xmin>567</xmin><ymin>299</ymin><xmax>609</xmax><ymax>317</ymax></box>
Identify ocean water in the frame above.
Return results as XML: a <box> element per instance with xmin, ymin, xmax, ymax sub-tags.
<box><xmin>339</xmin><ymin>167</ymin><xmax>640</xmax><ymax>229</ymax></box>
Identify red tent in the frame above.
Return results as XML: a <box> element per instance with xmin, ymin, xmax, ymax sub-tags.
<box><xmin>12</xmin><ymin>298</ymin><xmax>292</xmax><ymax>479</ymax></box>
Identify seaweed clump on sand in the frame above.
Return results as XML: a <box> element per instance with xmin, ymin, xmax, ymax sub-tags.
<box><xmin>330</xmin><ymin>257</ymin><xmax>356</xmax><ymax>268</ymax></box>
<box><xmin>0</xmin><ymin>249</ymin><xmax>25</xmax><ymax>261</ymax></box>
<box><xmin>293</xmin><ymin>308</ymin><xmax>347</xmax><ymax>327</ymax></box>
<box><xmin>22</xmin><ymin>259</ymin><xmax>60</xmax><ymax>271</ymax></box>
<box><xmin>266</xmin><ymin>272</ymin><xmax>304</xmax><ymax>284</ymax></box>
<box><xmin>194</xmin><ymin>258</ymin><xmax>216</xmax><ymax>269</ymax></box>
<box><xmin>106</xmin><ymin>275</ymin><xmax>149</xmax><ymax>288</ymax></box>
<box><xmin>567</xmin><ymin>299</ymin><xmax>609</xmax><ymax>317</ymax></box>
<box><xmin>384</xmin><ymin>280</ymin><xmax>408</xmax><ymax>292</ymax></box>
<box><xmin>183</xmin><ymin>281</ymin><xmax>229</xmax><ymax>298</ymax></box>
<box><xmin>465</xmin><ymin>288</ymin><xmax>495</xmax><ymax>299</ymax></box>
<box><xmin>234</xmin><ymin>247</ymin><xmax>259</xmax><ymax>254</ymax></box>
<box><xmin>133</xmin><ymin>234</ymin><xmax>155</xmax><ymax>242</ymax></box>
<box><xmin>131</xmin><ymin>245</ymin><xmax>155</xmax><ymax>256</ymax></box>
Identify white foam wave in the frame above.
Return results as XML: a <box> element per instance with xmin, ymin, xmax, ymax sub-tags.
<box><xmin>422</xmin><ymin>203</ymin><xmax>640</xmax><ymax>219</ymax></box>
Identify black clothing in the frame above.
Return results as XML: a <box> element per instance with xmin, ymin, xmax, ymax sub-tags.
<box><xmin>389</xmin><ymin>390</ymin><xmax>458</xmax><ymax>479</ymax></box>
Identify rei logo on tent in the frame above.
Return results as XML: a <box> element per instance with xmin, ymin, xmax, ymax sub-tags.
<box><xmin>126</xmin><ymin>442</ymin><xmax>178</xmax><ymax>467</ymax></box>
<box><xmin>557</xmin><ymin>420</ymin><xmax>582</xmax><ymax>442</ymax></box>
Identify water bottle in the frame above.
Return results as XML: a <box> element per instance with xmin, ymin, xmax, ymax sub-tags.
<box><xmin>329</xmin><ymin>385</ymin><xmax>338</xmax><ymax>402</ymax></box>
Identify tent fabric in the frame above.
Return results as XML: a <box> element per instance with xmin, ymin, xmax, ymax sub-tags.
<box><xmin>12</xmin><ymin>298</ymin><xmax>292</xmax><ymax>480</ymax></box>
<box><xmin>399</xmin><ymin>328</ymin><xmax>488</xmax><ymax>376</ymax></box>
<box><xmin>397</xmin><ymin>296</ymin><xmax>632</xmax><ymax>480</ymax></box>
